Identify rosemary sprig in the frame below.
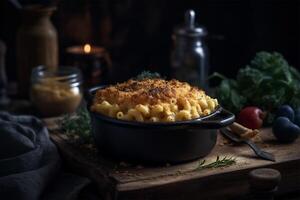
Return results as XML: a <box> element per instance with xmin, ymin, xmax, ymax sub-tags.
<box><xmin>195</xmin><ymin>156</ymin><xmax>237</xmax><ymax>170</ymax></box>
<box><xmin>61</xmin><ymin>107</ymin><xmax>92</xmax><ymax>143</ymax></box>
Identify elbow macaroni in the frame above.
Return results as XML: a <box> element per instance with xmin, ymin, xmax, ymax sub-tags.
<box><xmin>91</xmin><ymin>96</ymin><xmax>218</xmax><ymax>123</ymax></box>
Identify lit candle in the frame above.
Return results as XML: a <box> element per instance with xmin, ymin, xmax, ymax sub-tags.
<box><xmin>65</xmin><ymin>44</ymin><xmax>112</xmax><ymax>87</ymax></box>
<box><xmin>84</xmin><ymin>44</ymin><xmax>91</xmax><ymax>54</ymax></box>
<box><xmin>66</xmin><ymin>44</ymin><xmax>104</xmax><ymax>57</ymax></box>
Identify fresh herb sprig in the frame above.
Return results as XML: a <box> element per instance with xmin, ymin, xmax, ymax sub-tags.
<box><xmin>211</xmin><ymin>52</ymin><xmax>300</xmax><ymax>123</ymax></box>
<box><xmin>195</xmin><ymin>156</ymin><xmax>237</xmax><ymax>170</ymax></box>
<box><xmin>134</xmin><ymin>71</ymin><xmax>162</xmax><ymax>80</ymax></box>
<box><xmin>61</xmin><ymin>107</ymin><xmax>92</xmax><ymax>143</ymax></box>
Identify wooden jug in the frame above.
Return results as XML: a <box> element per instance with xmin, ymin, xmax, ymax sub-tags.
<box><xmin>17</xmin><ymin>5</ymin><xmax>58</xmax><ymax>98</ymax></box>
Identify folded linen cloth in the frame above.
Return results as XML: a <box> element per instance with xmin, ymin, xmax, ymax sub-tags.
<box><xmin>0</xmin><ymin>112</ymin><xmax>92</xmax><ymax>200</ymax></box>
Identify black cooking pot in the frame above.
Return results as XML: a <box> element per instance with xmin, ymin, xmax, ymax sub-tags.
<box><xmin>87</xmin><ymin>86</ymin><xmax>235</xmax><ymax>164</ymax></box>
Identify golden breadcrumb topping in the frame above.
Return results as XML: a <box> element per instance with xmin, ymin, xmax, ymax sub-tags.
<box><xmin>92</xmin><ymin>79</ymin><xmax>206</xmax><ymax>107</ymax></box>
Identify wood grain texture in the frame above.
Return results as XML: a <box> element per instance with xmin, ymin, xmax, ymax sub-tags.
<box><xmin>46</xmin><ymin>119</ymin><xmax>300</xmax><ymax>200</ymax></box>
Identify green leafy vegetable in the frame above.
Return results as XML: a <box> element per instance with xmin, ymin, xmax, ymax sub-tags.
<box><xmin>212</xmin><ymin>52</ymin><xmax>300</xmax><ymax>123</ymax></box>
<box><xmin>61</xmin><ymin>107</ymin><xmax>92</xmax><ymax>143</ymax></box>
<box><xmin>195</xmin><ymin>156</ymin><xmax>237</xmax><ymax>170</ymax></box>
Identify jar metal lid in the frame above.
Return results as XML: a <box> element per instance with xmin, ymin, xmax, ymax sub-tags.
<box><xmin>31</xmin><ymin>65</ymin><xmax>82</xmax><ymax>87</ymax></box>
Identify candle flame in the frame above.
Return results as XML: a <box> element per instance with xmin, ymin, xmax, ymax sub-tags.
<box><xmin>84</xmin><ymin>44</ymin><xmax>91</xmax><ymax>53</ymax></box>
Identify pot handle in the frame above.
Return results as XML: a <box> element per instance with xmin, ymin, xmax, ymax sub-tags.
<box><xmin>84</xmin><ymin>85</ymin><xmax>106</xmax><ymax>106</ymax></box>
<box><xmin>195</xmin><ymin>108</ymin><xmax>235</xmax><ymax>129</ymax></box>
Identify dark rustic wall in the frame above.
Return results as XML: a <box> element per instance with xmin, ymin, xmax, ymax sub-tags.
<box><xmin>1</xmin><ymin>0</ymin><xmax>299</xmax><ymax>84</ymax></box>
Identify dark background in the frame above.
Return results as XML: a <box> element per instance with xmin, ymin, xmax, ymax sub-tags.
<box><xmin>0</xmin><ymin>0</ymin><xmax>299</xmax><ymax>84</ymax></box>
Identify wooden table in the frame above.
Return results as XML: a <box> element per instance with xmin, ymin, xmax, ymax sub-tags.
<box><xmin>45</xmin><ymin>119</ymin><xmax>300</xmax><ymax>200</ymax></box>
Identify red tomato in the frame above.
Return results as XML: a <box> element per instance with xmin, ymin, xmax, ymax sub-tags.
<box><xmin>237</xmin><ymin>107</ymin><xmax>265</xmax><ymax>129</ymax></box>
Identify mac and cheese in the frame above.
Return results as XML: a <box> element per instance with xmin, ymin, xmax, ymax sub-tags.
<box><xmin>91</xmin><ymin>79</ymin><xmax>218</xmax><ymax>122</ymax></box>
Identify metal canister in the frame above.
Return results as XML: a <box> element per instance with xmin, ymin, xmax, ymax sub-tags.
<box><xmin>171</xmin><ymin>10</ymin><xmax>208</xmax><ymax>89</ymax></box>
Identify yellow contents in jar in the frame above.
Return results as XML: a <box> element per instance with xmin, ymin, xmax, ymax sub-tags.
<box><xmin>31</xmin><ymin>77</ymin><xmax>82</xmax><ymax>117</ymax></box>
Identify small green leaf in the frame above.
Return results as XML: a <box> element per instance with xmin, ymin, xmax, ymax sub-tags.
<box><xmin>134</xmin><ymin>71</ymin><xmax>161</xmax><ymax>80</ymax></box>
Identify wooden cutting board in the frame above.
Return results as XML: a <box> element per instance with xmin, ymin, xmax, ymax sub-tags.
<box><xmin>44</xmin><ymin>118</ymin><xmax>300</xmax><ymax>200</ymax></box>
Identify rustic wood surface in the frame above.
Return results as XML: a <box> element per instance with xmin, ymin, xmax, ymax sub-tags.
<box><xmin>44</xmin><ymin>118</ymin><xmax>300</xmax><ymax>200</ymax></box>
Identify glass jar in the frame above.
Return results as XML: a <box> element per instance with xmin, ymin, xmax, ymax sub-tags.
<box><xmin>31</xmin><ymin>66</ymin><xmax>82</xmax><ymax>117</ymax></box>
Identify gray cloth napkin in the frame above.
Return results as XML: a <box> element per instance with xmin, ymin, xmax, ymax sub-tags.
<box><xmin>0</xmin><ymin>112</ymin><xmax>93</xmax><ymax>200</ymax></box>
